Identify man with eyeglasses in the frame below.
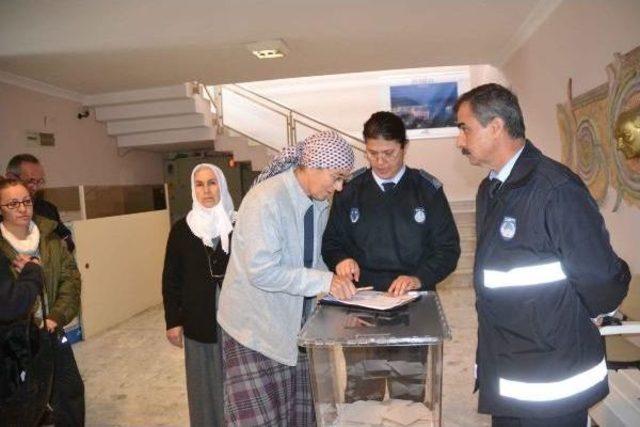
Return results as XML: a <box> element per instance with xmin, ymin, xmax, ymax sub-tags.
<box><xmin>322</xmin><ymin>111</ymin><xmax>460</xmax><ymax>402</ymax></box>
<box><xmin>5</xmin><ymin>154</ymin><xmax>75</xmax><ymax>252</ymax></box>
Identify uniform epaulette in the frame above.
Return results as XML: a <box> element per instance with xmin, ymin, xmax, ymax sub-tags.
<box><xmin>418</xmin><ymin>169</ymin><xmax>442</xmax><ymax>190</ymax></box>
<box><xmin>348</xmin><ymin>167</ymin><xmax>368</xmax><ymax>182</ymax></box>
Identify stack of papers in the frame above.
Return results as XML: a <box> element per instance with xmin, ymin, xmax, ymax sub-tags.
<box><xmin>321</xmin><ymin>290</ymin><xmax>419</xmax><ymax>311</ymax></box>
<box><xmin>318</xmin><ymin>399</ymin><xmax>434</xmax><ymax>426</ymax></box>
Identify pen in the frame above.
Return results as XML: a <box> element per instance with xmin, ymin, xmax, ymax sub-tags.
<box><xmin>355</xmin><ymin>286</ymin><xmax>374</xmax><ymax>292</ymax></box>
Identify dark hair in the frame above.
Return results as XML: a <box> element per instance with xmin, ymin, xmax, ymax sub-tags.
<box><xmin>6</xmin><ymin>153</ymin><xmax>40</xmax><ymax>177</ymax></box>
<box><xmin>0</xmin><ymin>177</ymin><xmax>27</xmax><ymax>194</ymax></box>
<box><xmin>454</xmin><ymin>83</ymin><xmax>525</xmax><ymax>139</ymax></box>
<box><xmin>363</xmin><ymin>111</ymin><xmax>408</xmax><ymax>147</ymax></box>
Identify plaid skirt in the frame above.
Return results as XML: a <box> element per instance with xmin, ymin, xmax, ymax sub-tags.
<box><xmin>221</xmin><ymin>329</ymin><xmax>316</xmax><ymax>426</ymax></box>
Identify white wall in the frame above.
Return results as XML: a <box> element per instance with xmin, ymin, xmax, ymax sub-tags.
<box><xmin>242</xmin><ymin>65</ymin><xmax>508</xmax><ymax>201</ymax></box>
<box><xmin>502</xmin><ymin>0</ymin><xmax>640</xmax><ymax>274</ymax></box>
<box><xmin>0</xmin><ymin>81</ymin><xmax>164</xmax><ymax>187</ymax></box>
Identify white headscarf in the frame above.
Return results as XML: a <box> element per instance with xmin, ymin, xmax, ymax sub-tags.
<box><xmin>185</xmin><ymin>163</ymin><xmax>234</xmax><ymax>253</ymax></box>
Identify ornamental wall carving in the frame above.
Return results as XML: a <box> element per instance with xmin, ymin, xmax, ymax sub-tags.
<box><xmin>557</xmin><ymin>45</ymin><xmax>640</xmax><ymax>210</ymax></box>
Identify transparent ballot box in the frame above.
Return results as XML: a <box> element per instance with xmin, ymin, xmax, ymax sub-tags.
<box><xmin>298</xmin><ymin>292</ymin><xmax>451</xmax><ymax>427</ymax></box>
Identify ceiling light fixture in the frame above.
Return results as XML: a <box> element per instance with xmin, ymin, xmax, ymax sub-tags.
<box><xmin>246</xmin><ymin>39</ymin><xmax>289</xmax><ymax>60</ymax></box>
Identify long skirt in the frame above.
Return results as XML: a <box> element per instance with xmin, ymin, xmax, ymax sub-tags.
<box><xmin>184</xmin><ymin>336</ymin><xmax>224</xmax><ymax>426</ymax></box>
<box><xmin>221</xmin><ymin>329</ymin><xmax>315</xmax><ymax>426</ymax></box>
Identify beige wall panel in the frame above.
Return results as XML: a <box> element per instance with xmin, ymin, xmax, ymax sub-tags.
<box><xmin>73</xmin><ymin>210</ymin><xmax>170</xmax><ymax>338</ymax></box>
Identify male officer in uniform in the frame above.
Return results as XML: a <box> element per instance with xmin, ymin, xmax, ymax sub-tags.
<box><xmin>322</xmin><ymin>111</ymin><xmax>460</xmax><ymax>402</ymax></box>
<box><xmin>455</xmin><ymin>83</ymin><xmax>630</xmax><ymax>426</ymax></box>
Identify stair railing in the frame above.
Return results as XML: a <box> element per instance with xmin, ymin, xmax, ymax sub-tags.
<box><xmin>203</xmin><ymin>82</ymin><xmax>365</xmax><ymax>154</ymax></box>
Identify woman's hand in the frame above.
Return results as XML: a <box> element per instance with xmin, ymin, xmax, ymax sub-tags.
<box><xmin>45</xmin><ymin>318</ymin><xmax>58</xmax><ymax>333</ymax></box>
<box><xmin>329</xmin><ymin>275</ymin><xmax>356</xmax><ymax>300</ymax></box>
<box><xmin>12</xmin><ymin>254</ymin><xmax>38</xmax><ymax>273</ymax></box>
<box><xmin>166</xmin><ymin>326</ymin><xmax>184</xmax><ymax>348</ymax></box>
<box><xmin>335</xmin><ymin>258</ymin><xmax>360</xmax><ymax>282</ymax></box>
<box><xmin>387</xmin><ymin>275</ymin><xmax>421</xmax><ymax>296</ymax></box>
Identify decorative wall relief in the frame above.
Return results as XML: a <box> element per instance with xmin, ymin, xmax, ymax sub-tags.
<box><xmin>608</xmin><ymin>47</ymin><xmax>640</xmax><ymax>209</ymax></box>
<box><xmin>557</xmin><ymin>82</ymin><xmax>610</xmax><ymax>204</ymax></box>
<box><xmin>557</xmin><ymin>45</ymin><xmax>640</xmax><ymax>211</ymax></box>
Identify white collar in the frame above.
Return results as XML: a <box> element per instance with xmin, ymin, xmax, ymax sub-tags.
<box><xmin>372</xmin><ymin>165</ymin><xmax>406</xmax><ymax>190</ymax></box>
<box><xmin>1</xmin><ymin>221</ymin><xmax>40</xmax><ymax>255</ymax></box>
<box><xmin>489</xmin><ymin>146</ymin><xmax>524</xmax><ymax>182</ymax></box>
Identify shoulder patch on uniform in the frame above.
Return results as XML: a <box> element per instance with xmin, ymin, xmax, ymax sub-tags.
<box><xmin>348</xmin><ymin>167</ymin><xmax>368</xmax><ymax>182</ymax></box>
<box><xmin>418</xmin><ymin>169</ymin><xmax>442</xmax><ymax>190</ymax></box>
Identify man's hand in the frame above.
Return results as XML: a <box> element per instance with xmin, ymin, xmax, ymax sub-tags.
<box><xmin>388</xmin><ymin>275</ymin><xmax>421</xmax><ymax>296</ymax></box>
<box><xmin>329</xmin><ymin>275</ymin><xmax>356</xmax><ymax>300</ymax></box>
<box><xmin>45</xmin><ymin>319</ymin><xmax>58</xmax><ymax>333</ymax></box>
<box><xmin>166</xmin><ymin>326</ymin><xmax>184</xmax><ymax>348</ymax></box>
<box><xmin>336</xmin><ymin>258</ymin><xmax>360</xmax><ymax>282</ymax></box>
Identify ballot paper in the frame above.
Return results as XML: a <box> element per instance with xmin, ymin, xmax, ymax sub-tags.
<box><xmin>320</xmin><ymin>290</ymin><xmax>419</xmax><ymax>311</ymax></box>
<box><xmin>327</xmin><ymin>399</ymin><xmax>433</xmax><ymax>426</ymax></box>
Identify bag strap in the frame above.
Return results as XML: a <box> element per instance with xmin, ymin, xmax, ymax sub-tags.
<box><xmin>36</xmin><ymin>263</ymin><xmax>48</xmax><ymax>321</ymax></box>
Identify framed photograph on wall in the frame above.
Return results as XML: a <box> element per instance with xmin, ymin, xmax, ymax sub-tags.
<box><xmin>388</xmin><ymin>70</ymin><xmax>470</xmax><ymax>139</ymax></box>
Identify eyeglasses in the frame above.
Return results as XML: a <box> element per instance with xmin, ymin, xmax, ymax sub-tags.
<box><xmin>24</xmin><ymin>178</ymin><xmax>45</xmax><ymax>187</ymax></box>
<box><xmin>0</xmin><ymin>199</ymin><xmax>33</xmax><ymax>210</ymax></box>
<box><xmin>365</xmin><ymin>148</ymin><xmax>401</xmax><ymax>162</ymax></box>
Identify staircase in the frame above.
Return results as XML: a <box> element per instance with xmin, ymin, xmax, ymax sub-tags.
<box><xmin>84</xmin><ymin>82</ymin><xmax>273</xmax><ymax>172</ymax></box>
<box><xmin>85</xmin><ymin>82</ymin><xmax>367</xmax><ymax>175</ymax></box>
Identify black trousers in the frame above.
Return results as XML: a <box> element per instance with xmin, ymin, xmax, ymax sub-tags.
<box><xmin>492</xmin><ymin>408</ymin><xmax>588</xmax><ymax>427</ymax></box>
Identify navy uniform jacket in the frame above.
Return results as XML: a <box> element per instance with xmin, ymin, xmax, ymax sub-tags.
<box><xmin>322</xmin><ymin>166</ymin><xmax>460</xmax><ymax>291</ymax></box>
<box><xmin>474</xmin><ymin>141</ymin><xmax>630</xmax><ymax>417</ymax></box>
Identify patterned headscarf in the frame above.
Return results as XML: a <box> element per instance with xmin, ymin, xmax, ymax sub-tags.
<box><xmin>254</xmin><ymin>130</ymin><xmax>355</xmax><ymax>185</ymax></box>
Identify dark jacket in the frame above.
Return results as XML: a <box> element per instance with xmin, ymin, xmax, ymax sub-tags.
<box><xmin>162</xmin><ymin>218</ymin><xmax>230</xmax><ymax>343</ymax></box>
<box><xmin>34</xmin><ymin>198</ymin><xmax>75</xmax><ymax>253</ymax></box>
<box><xmin>474</xmin><ymin>141</ymin><xmax>630</xmax><ymax>417</ymax></box>
<box><xmin>0</xmin><ymin>216</ymin><xmax>82</xmax><ymax>327</ymax></box>
<box><xmin>322</xmin><ymin>166</ymin><xmax>460</xmax><ymax>291</ymax></box>
<box><xmin>0</xmin><ymin>254</ymin><xmax>43</xmax><ymax>322</ymax></box>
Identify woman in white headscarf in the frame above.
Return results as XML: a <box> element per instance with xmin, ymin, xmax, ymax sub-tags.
<box><xmin>162</xmin><ymin>163</ymin><xmax>234</xmax><ymax>427</ymax></box>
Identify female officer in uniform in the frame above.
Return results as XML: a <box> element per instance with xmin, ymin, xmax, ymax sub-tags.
<box><xmin>322</xmin><ymin>111</ymin><xmax>460</xmax><ymax>402</ymax></box>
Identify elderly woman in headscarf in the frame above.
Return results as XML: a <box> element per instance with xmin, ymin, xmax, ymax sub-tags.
<box><xmin>161</xmin><ymin>163</ymin><xmax>234</xmax><ymax>427</ymax></box>
<box><xmin>217</xmin><ymin>130</ymin><xmax>357</xmax><ymax>426</ymax></box>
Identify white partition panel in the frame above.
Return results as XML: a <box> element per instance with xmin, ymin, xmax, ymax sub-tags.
<box><xmin>73</xmin><ymin>209</ymin><xmax>170</xmax><ymax>338</ymax></box>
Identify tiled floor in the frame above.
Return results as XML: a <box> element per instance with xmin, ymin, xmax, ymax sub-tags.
<box><xmin>73</xmin><ymin>286</ymin><xmax>489</xmax><ymax>426</ymax></box>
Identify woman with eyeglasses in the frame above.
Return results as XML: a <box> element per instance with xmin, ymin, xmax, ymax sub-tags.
<box><xmin>0</xmin><ymin>177</ymin><xmax>83</xmax><ymax>425</ymax></box>
<box><xmin>322</xmin><ymin>111</ymin><xmax>460</xmax><ymax>404</ymax></box>
<box><xmin>162</xmin><ymin>164</ymin><xmax>234</xmax><ymax>427</ymax></box>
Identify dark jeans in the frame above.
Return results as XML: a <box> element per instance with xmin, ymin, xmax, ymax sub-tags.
<box><xmin>492</xmin><ymin>408</ymin><xmax>588</xmax><ymax>427</ymax></box>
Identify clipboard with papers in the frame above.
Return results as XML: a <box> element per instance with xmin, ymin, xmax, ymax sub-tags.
<box><xmin>320</xmin><ymin>289</ymin><xmax>420</xmax><ymax>311</ymax></box>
